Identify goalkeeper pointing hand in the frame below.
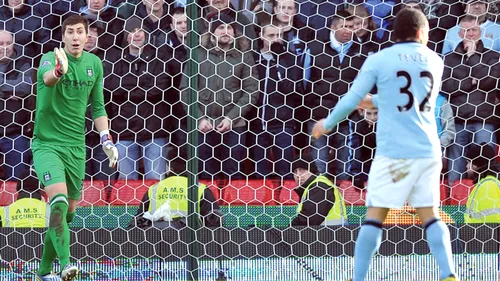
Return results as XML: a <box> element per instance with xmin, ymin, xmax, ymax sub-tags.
<box><xmin>33</xmin><ymin>15</ymin><xmax>118</xmax><ymax>281</ymax></box>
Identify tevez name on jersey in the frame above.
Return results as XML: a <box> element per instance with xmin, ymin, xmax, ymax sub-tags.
<box><xmin>325</xmin><ymin>42</ymin><xmax>444</xmax><ymax>159</ymax></box>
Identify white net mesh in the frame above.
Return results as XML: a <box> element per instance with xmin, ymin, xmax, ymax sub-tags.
<box><xmin>0</xmin><ymin>0</ymin><xmax>499</xmax><ymax>280</ymax></box>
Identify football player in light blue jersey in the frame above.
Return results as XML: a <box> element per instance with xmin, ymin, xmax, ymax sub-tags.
<box><xmin>311</xmin><ymin>8</ymin><xmax>458</xmax><ymax>281</ymax></box>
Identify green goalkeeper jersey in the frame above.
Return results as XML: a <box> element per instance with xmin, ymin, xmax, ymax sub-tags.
<box><xmin>34</xmin><ymin>50</ymin><xmax>107</xmax><ymax>146</ymax></box>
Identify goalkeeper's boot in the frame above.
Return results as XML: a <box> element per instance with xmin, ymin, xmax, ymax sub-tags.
<box><xmin>441</xmin><ymin>274</ymin><xmax>459</xmax><ymax>281</ymax></box>
<box><xmin>60</xmin><ymin>263</ymin><xmax>79</xmax><ymax>281</ymax></box>
<box><xmin>35</xmin><ymin>273</ymin><xmax>62</xmax><ymax>281</ymax></box>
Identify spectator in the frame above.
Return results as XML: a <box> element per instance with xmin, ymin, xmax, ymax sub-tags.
<box><xmin>83</xmin><ymin>20</ymin><xmax>118</xmax><ymax>181</ymax></box>
<box><xmin>76</xmin><ymin>0</ymin><xmax>125</xmax><ymax>49</ymax></box>
<box><xmin>0</xmin><ymin>0</ymin><xmax>55</xmax><ymax>64</ymax></box>
<box><xmin>464</xmin><ymin>143</ymin><xmax>500</xmax><ymax>223</ymax></box>
<box><xmin>109</xmin><ymin>20</ymin><xmax>173</xmax><ymax>180</ymax></box>
<box><xmin>272</xmin><ymin>0</ymin><xmax>314</xmax><ymax>60</ymax></box>
<box><xmin>0</xmin><ymin>30</ymin><xmax>33</xmax><ymax>180</ymax></box>
<box><xmin>0</xmin><ymin>168</ymin><xmax>49</xmax><ymax>227</ymax></box>
<box><xmin>164</xmin><ymin>7</ymin><xmax>188</xmax><ymax>88</ymax></box>
<box><xmin>199</xmin><ymin>0</ymin><xmax>257</xmax><ymax>47</ymax></box>
<box><xmin>118</xmin><ymin>0</ymin><xmax>184</xmax><ymax>47</ymax></box>
<box><xmin>346</xmin><ymin>3</ymin><xmax>386</xmax><ymax>52</ymax></box>
<box><xmin>127</xmin><ymin>149</ymin><xmax>223</xmax><ymax>229</ymax></box>
<box><xmin>251</xmin><ymin>18</ymin><xmax>302</xmax><ymax>182</ymax></box>
<box><xmin>291</xmin><ymin>152</ymin><xmax>347</xmax><ymax>226</ymax></box>
<box><xmin>165</xmin><ymin>7</ymin><xmax>187</xmax><ymax>59</ymax></box>
<box><xmin>307</xmin><ymin>10</ymin><xmax>368</xmax><ymax>180</ymax></box>
<box><xmin>349</xmin><ymin>108</ymin><xmax>378</xmax><ymax>190</ymax></box>
<box><xmin>441</xmin><ymin>15</ymin><xmax>499</xmax><ymax>185</ymax></box>
<box><xmin>160</xmin><ymin>7</ymin><xmax>189</xmax><ymax>153</ymax></box>
<box><xmin>77</xmin><ymin>0</ymin><xmax>115</xmax><ymax>20</ymax></box>
<box><xmin>442</xmin><ymin>0</ymin><xmax>500</xmax><ymax>55</ymax></box>
<box><xmin>180</xmin><ymin>14</ymin><xmax>259</xmax><ymax>180</ymax></box>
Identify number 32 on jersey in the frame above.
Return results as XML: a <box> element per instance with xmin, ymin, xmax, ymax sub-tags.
<box><xmin>396</xmin><ymin>70</ymin><xmax>434</xmax><ymax>112</ymax></box>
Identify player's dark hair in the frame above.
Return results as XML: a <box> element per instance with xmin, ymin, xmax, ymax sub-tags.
<box><xmin>62</xmin><ymin>14</ymin><xmax>89</xmax><ymax>35</ymax></box>
<box><xmin>393</xmin><ymin>8</ymin><xmax>428</xmax><ymax>42</ymax></box>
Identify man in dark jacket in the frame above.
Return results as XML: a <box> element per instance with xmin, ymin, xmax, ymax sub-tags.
<box><xmin>180</xmin><ymin>14</ymin><xmax>259</xmax><ymax>180</ymax></box>
<box><xmin>306</xmin><ymin>10</ymin><xmax>369</xmax><ymax>180</ymax></box>
<box><xmin>0</xmin><ymin>0</ymin><xmax>56</xmax><ymax>65</ymax></box>
<box><xmin>0</xmin><ymin>30</ymin><xmax>33</xmax><ymax>180</ymax></box>
<box><xmin>251</xmin><ymin>19</ymin><xmax>302</xmax><ymax>182</ymax></box>
<box><xmin>441</xmin><ymin>15</ymin><xmax>499</xmax><ymax>185</ymax></box>
<box><xmin>163</xmin><ymin>7</ymin><xmax>188</xmax><ymax>66</ymax></box>
<box><xmin>159</xmin><ymin>7</ymin><xmax>189</xmax><ymax>150</ymax></box>
<box><xmin>272</xmin><ymin>0</ymin><xmax>314</xmax><ymax>106</ymax></box>
<box><xmin>108</xmin><ymin>21</ymin><xmax>175</xmax><ymax>180</ymax></box>
<box><xmin>272</xmin><ymin>0</ymin><xmax>314</xmax><ymax>62</ymax></box>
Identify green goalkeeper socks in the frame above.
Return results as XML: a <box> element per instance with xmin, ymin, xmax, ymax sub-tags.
<box><xmin>37</xmin><ymin>231</ymin><xmax>57</xmax><ymax>276</ymax></box>
<box><xmin>67</xmin><ymin>212</ymin><xmax>76</xmax><ymax>224</ymax></box>
<box><xmin>47</xmin><ymin>194</ymin><xmax>71</xmax><ymax>269</ymax></box>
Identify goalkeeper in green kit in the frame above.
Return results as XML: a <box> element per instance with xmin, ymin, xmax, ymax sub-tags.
<box><xmin>34</xmin><ymin>15</ymin><xmax>118</xmax><ymax>281</ymax></box>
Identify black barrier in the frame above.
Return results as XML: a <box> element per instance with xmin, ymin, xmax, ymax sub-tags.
<box><xmin>0</xmin><ymin>225</ymin><xmax>498</xmax><ymax>262</ymax></box>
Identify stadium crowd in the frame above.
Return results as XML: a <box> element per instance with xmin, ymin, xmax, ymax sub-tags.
<box><xmin>0</xmin><ymin>0</ymin><xmax>498</xmax><ymax>194</ymax></box>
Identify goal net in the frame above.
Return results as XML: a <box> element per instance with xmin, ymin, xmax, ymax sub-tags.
<box><xmin>0</xmin><ymin>0</ymin><xmax>499</xmax><ymax>280</ymax></box>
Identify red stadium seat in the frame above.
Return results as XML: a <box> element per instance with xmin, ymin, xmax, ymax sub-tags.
<box><xmin>0</xmin><ymin>181</ymin><xmax>17</xmax><ymax>206</ymax></box>
<box><xmin>278</xmin><ymin>180</ymin><xmax>300</xmax><ymax>205</ymax></box>
<box><xmin>109</xmin><ymin>180</ymin><xmax>158</xmax><ymax>206</ymax></box>
<box><xmin>222</xmin><ymin>179</ymin><xmax>276</xmax><ymax>205</ymax></box>
<box><xmin>449</xmin><ymin>179</ymin><xmax>474</xmax><ymax>206</ymax></box>
<box><xmin>77</xmin><ymin>180</ymin><xmax>107</xmax><ymax>206</ymax></box>
<box><xmin>338</xmin><ymin>181</ymin><xmax>366</xmax><ymax>206</ymax></box>
<box><xmin>439</xmin><ymin>181</ymin><xmax>449</xmax><ymax>204</ymax></box>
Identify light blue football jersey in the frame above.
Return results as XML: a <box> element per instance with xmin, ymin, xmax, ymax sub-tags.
<box><xmin>324</xmin><ymin>42</ymin><xmax>444</xmax><ymax>159</ymax></box>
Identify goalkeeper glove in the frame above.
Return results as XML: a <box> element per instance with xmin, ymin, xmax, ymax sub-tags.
<box><xmin>53</xmin><ymin>47</ymin><xmax>68</xmax><ymax>78</ymax></box>
<box><xmin>100</xmin><ymin>130</ymin><xmax>119</xmax><ymax>168</ymax></box>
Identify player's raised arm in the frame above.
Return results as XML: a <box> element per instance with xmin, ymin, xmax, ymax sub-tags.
<box><xmin>39</xmin><ymin>48</ymin><xmax>68</xmax><ymax>87</ymax></box>
<box><xmin>311</xmin><ymin>57</ymin><xmax>378</xmax><ymax>139</ymax></box>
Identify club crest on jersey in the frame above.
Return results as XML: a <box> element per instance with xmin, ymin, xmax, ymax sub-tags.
<box><xmin>87</xmin><ymin>67</ymin><xmax>93</xmax><ymax>77</ymax></box>
<box><xmin>43</xmin><ymin>172</ymin><xmax>51</xmax><ymax>182</ymax></box>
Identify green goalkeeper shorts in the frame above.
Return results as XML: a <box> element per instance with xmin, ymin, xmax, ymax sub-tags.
<box><xmin>32</xmin><ymin>140</ymin><xmax>86</xmax><ymax>200</ymax></box>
